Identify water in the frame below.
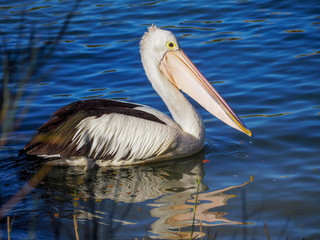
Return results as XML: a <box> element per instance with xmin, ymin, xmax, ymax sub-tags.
<box><xmin>0</xmin><ymin>0</ymin><xmax>319</xmax><ymax>239</ymax></box>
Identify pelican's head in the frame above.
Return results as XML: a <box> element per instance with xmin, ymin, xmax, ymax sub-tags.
<box><xmin>140</xmin><ymin>25</ymin><xmax>180</xmax><ymax>64</ymax></box>
<box><xmin>140</xmin><ymin>25</ymin><xmax>251</xmax><ymax>136</ymax></box>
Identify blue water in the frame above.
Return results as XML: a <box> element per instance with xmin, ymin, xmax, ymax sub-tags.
<box><xmin>1</xmin><ymin>0</ymin><xmax>319</xmax><ymax>239</ymax></box>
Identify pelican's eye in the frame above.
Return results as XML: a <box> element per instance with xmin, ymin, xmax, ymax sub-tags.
<box><xmin>167</xmin><ymin>41</ymin><xmax>177</xmax><ymax>50</ymax></box>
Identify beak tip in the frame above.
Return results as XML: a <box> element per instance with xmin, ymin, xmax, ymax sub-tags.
<box><xmin>246</xmin><ymin>129</ymin><xmax>252</xmax><ymax>137</ymax></box>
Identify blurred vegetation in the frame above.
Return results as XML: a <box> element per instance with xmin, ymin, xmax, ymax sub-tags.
<box><xmin>0</xmin><ymin>0</ymin><xmax>81</xmax><ymax>234</ymax></box>
<box><xmin>0</xmin><ymin>0</ymin><xmax>81</xmax><ymax>147</ymax></box>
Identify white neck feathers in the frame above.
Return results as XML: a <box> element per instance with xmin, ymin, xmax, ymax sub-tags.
<box><xmin>140</xmin><ymin>39</ymin><xmax>204</xmax><ymax>142</ymax></box>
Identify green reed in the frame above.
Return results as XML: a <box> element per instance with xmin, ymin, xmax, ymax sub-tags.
<box><xmin>190</xmin><ymin>177</ymin><xmax>201</xmax><ymax>240</ymax></box>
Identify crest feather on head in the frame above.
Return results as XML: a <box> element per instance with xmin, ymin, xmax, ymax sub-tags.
<box><xmin>140</xmin><ymin>24</ymin><xmax>161</xmax><ymax>51</ymax></box>
<box><xmin>147</xmin><ymin>24</ymin><xmax>160</xmax><ymax>33</ymax></box>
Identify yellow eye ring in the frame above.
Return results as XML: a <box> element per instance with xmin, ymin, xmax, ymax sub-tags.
<box><xmin>167</xmin><ymin>41</ymin><xmax>176</xmax><ymax>50</ymax></box>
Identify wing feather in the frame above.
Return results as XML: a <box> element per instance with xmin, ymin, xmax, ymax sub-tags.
<box><xmin>72</xmin><ymin>113</ymin><xmax>180</xmax><ymax>162</ymax></box>
<box><xmin>24</xmin><ymin>99</ymin><xmax>180</xmax><ymax>163</ymax></box>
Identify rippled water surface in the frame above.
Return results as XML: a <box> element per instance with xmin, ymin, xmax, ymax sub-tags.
<box><xmin>1</xmin><ymin>0</ymin><xmax>319</xmax><ymax>239</ymax></box>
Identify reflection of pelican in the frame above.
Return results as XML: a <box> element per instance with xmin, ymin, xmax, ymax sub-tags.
<box><xmin>44</xmin><ymin>155</ymin><xmax>207</xmax><ymax>203</ymax></box>
<box><xmin>24</xmin><ymin>25</ymin><xmax>250</xmax><ymax>166</ymax></box>
<box><xmin>37</xmin><ymin>159</ymin><xmax>253</xmax><ymax>239</ymax></box>
<box><xmin>149</xmin><ymin>177</ymin><xmax>254</xmax><ymax>239</ymax></box>
<box><xmin>31</xmin><ymin>157</ymin><xmax>208</xmax><ymax>239</ymax></box>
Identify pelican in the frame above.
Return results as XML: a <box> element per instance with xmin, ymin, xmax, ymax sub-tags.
<box><xmin>24</xmin><ymin>25</ymin><xmax>251</xmax><ymax>166</ymax></box>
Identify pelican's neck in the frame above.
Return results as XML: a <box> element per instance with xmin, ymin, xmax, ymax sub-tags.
<box><xmin>141</xmin><ymin>54</ymin><xmax>205</xmax><ymax>142</ymax></box>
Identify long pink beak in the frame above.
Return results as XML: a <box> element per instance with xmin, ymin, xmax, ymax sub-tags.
<box><xmin>159</xmin><ymin>49</ymin><xmax>251</xmax><ymax>136</ymax></box>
